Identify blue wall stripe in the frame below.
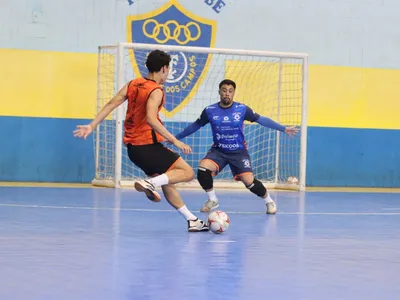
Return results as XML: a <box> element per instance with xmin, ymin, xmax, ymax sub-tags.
<box><xmin>0</xmin><ymin>116</ymin><xmax>94</xmax><ymax>183</ymax></box>
<box><xmin>1</xmin><ymin>116</ymin><xmax>399</xmax><ymax>187</ymax></box>
<box><xmin>306</xmin><ymin>127</ymin><xmax>400</xmax><ymax>187</ymax></box>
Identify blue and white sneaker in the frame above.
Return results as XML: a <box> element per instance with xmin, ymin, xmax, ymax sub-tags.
<box><xmin>134</xmin><ymin>180</ymin><xmax>161</xmax><ymax>202</ymax></box>
<box><xmin>200</xmin><ymin>199</ymin><xmax>219</xmax><ymax>212</ymax></box>
<box><xmin>188</xmin><ymin>218</ymin><xmax>209</xmax><ymax>232</ymax></box>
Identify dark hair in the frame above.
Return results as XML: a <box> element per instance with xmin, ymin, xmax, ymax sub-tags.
<box><xmin>219</xmin><ymin>79</ymin><xmax>236</xmax><ymax>90</ymax></box>
<box><xmin>145</xmin><ymin>50</ymin><xmax>171</xmax><ymax>73</ymax></box>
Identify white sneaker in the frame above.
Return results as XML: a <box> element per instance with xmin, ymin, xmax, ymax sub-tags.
<box><xmin>266</xmin><ymin>201</ymin><xmax>277</xmax><ymax>214</ymax></box>
<box><xmin>200</xmin><ymin>199</ymin><xmax>219</xmax><ymax>212</ymax></box>
<box><xmin>187</xmin><ymin>218</ymin><xmax>209</xmax><ymax>232</ymax></box>
<box><xmin>134</xmin><ymin>180</ymin><xmax>161</xmax><ymax>202</ymax></box>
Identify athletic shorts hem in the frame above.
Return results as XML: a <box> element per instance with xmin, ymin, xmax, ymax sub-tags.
<box><xmin>126</xmin><ymin>143</ymin><xmax>181</xmax><ymax>177</ymax></box>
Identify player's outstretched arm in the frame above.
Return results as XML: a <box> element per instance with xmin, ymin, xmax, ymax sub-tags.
<box><xmin>175</xmin><ymin>109</ymin><xmax>209</xmax><ymax>140</ymax></box>
<box><xmin>245</xmin><ymin>105</ymin><xmax>299</xmax><ymax>137</ymax></box>
<box><xmin>146</xmin><ymin>89</ymin><xmax>192</xmax><ymax>154</ymax></box>
<box><xmin>255</xmin><ymin>116</ymin><xmax>285</xmax><ymax>132</ymax></box>
<box><xmin>175</xmin><ymin>122</ymin><xmax>202</xmax><ymax>140</ymax></box>
<box><xmin>73</xmin><ymin>83</ymin><xmax>129</xmax><ymax>139</ymax></box>
<box><xmin>256</xmin><ymin>116</ymin><xmax>299</xmax><ymax>137</ymax></box>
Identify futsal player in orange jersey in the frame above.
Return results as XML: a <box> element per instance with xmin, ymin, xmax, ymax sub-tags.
<box><xmin>73</xmin><ymin>50</ymin><xmax>209</xmax><ymax>232</ymax></box>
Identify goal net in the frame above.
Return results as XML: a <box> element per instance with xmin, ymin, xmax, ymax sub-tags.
<box><xmin>93</xmin><ymin>43</ymin><xmax>308</xmax><ymax>191</ymax></box>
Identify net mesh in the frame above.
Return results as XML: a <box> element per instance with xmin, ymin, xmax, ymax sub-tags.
<box><xmin>94</xmin><ymin>44</ymin><xmax>305</xmax><ymax>189</ymax></box>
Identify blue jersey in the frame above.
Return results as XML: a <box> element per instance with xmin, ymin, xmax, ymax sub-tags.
<box><xmin>196</xmin><ymin>102</ymin><xmax>260</xmax><ymax>152</ymax></box>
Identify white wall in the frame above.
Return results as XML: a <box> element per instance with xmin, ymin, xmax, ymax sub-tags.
<box><xmin>1</xmin><ymin>0</ymin><xmax>400</xmax><ymax>68</ymax></box>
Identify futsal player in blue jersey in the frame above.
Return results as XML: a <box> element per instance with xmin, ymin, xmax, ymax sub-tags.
<box><xmin>175</xmin><ymin>79</ymin><xmax>299</xmax><ymax>214</ymax></box>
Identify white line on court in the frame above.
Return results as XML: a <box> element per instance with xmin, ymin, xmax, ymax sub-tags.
<box><xmin>1</xmin><ymin>203</ymin><xmax>400</xmax><ymax>216</ymax></box>
<box><xmin>206</xmin><ymin>240</ymin><xmax>236</xmax><ymax>243</ymax></box>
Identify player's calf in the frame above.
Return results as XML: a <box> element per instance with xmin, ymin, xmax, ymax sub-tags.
<box><xmin>246</xmin><ymin>178</ymin><xmax>277</xmax><ymax>214</ymax></box>
<box><xmin>198</xmin><ymin>167</ymin><xmax>219</xmax><ymax>212</ymax></box>
<box><xmin>246</xmin><ymin>178</ymin><xmax>267</xmax><ymax>198</ymax></box>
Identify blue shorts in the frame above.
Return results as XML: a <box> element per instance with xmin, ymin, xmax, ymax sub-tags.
<box><xmin>202</xmin><ymin>147</ymin><xmax>253</xmax><ymax>180</ymax></box>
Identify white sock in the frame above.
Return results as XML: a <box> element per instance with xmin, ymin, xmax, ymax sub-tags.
<box><xmin>206</xmin><ymin>189</ymin><xmax>218</xmax><ymax>202</ymax></box>
<box><xmin>177</xmin><ymin>205</ymin><xmax>197</xmax><ymax>221</ymax></box>
<box><xmin>264</xmin><ymin>193</ymin><xmax>274</xmax><ymax>204</ymax></box>
<box><xmin>147</xmin><ymin>174</ymin><xmax>169</xmax><ymax>187</ymax></box>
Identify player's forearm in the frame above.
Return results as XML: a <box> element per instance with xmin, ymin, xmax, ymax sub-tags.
<box><xmin>90</xmin><ymin>86</ymin><xmax>127</xmax><ymax>130</ymax></box>
<box><xmin>256</xmin><ymin>116</ymin><xmax>286</xmax><ymax>132</ymax></box>
<box><xmin>147</xmin><ymin>116</ymin><xmax>177</xmax><ymax>143</ymax></box>
<box><xmin>89</xmin><ymin>102</ymin><xmax>116</xmax><ymax>130</ymax></box>
<box><xmin>176</xmin><ymin>122</ymin><xmax>202</xmax><ymax>140</ymax></box>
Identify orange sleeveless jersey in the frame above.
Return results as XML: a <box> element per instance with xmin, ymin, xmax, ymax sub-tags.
<box><xmin>123</xmin><ymin>78</ymin><xmax>166</xmax><ymax>145</ymax></box>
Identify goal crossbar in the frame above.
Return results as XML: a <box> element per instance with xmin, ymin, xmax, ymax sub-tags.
<box><xmin>101</xmin><ymin>43</ymin><xmax>309</xmax><ymax>59</ymax></box>
<box><xmin>92</xmin><ymin>43</ymin><xmax>309</xmax><ymax>192</ymax></box>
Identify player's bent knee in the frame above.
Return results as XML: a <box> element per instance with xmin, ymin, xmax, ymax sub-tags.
<box><xmin>197</xmin><ymin>167</ymin><xmax>213</xmax><ymax>190</ymax></box>
<box><xmin>186</xmin><ymin>169</ymin><xmax>195</xmax><ymax>182</ymax></box>
<box><xmin>173</xmin><ymin>158</ymin><xmax>195</xmax><ymax>182</ymax></box>
<box><xmin>181</xmin><ymin>167</ymin><xmax>195</xmax><ymax>182</ymax></box>
<box><xmin>246</xmin><ymin>178</ymin><xmax>267</xmax><ymax>198</ymax></box>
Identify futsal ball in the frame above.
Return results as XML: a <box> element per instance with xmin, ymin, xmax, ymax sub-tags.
<box><xmin>208</xmin><ymin>210</ymin><xmax>230</xmax><ymax>234</ymax></box>
<box><xmin>287</xmin><ymin>176</ymin><xmax>299</xmax><ymax>184</ymax></box>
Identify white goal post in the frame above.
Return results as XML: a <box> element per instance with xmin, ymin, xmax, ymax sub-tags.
<box><xmin>92</xmin><ymin>43</ymin><xmax>308</xmax><ymax>191</ymax></box>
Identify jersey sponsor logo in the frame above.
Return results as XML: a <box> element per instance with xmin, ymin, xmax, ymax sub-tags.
<box><xmin>127</xmin><ymin>0</ymin><xmax>217</xmax><ymax>117</ymax></box>
<box><xmin>222</xmin><ymin>116</ymin><xmax>230</xmax><ymax>123</ymax></box>
<box><xmin>215</xmin><ymin>133</ymin><xmax>239</xmax><ymax>140</ymax></box>
<box><xmin>217</xmin><ymin>143</ymin><xmax>240</xmax><ymax>149</ymax></box>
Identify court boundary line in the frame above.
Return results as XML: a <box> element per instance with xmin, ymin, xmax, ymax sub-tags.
<box><xmin>1</xmin><ymin>182</ymin><xmax>400</xmax><ymax>193</ymax></box>
<box><xmin>1</xmin><ymin>203</ymin><xmax>400</xmax><ymax>216</ymax></box>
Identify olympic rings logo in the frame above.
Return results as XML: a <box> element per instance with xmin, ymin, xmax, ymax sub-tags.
<box><xmin>142</xmin><ymin>19</ymin><xmax>201</xmax><ymax>45</ymax></box>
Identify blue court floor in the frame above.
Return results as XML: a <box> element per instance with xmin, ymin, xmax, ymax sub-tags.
<box><xmin>0</xmin><ymin>186</ymin><xmax>400</xmax><ymax>300</ymax></box>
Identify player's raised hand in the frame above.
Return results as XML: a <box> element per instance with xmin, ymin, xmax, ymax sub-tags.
<box><xmin>173</xmin><ymin>140</ymin><xmax>192</xmax><ymax>154</ymax></box>
<box><xmin>285</xmin><ymin>126</ymin><xmax>299</xmax><ymax>137</ymax></box>
<box><xmin>73</xmin><ymin>124</ymin><xmax>93</xmax><ymax>140</ymax></box>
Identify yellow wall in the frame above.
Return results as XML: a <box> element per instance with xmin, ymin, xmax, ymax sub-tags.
<box><xmin>227</xmin><ymin>60</ymin><xmax>400</xmax><ymax>130</ymax></box>
<box><xmin>309</xmin><ymin>65</ymin><xmax>400</xmax><ymax>129</ymax></box>
<box><xmin>1</xmin><ymin>48</ymin><xmax>400</xmax><ymax>130</ymax></box>
<box><xmin>0</xmin><ymin>48</ymin><xmax>98</xmax><ymax>119</ymax></box>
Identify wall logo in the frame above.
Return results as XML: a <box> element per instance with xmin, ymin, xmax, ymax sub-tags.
<box><xmin>126</xmin><ymin>0</ymin><xmax>217</xmax><ymax>117</ymax></box>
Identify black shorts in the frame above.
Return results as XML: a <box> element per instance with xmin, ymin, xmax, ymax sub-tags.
<box><xmin>127</xmin><ymin>143</ymin><xmax>181</xmax><ymax>177</ymax></box>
